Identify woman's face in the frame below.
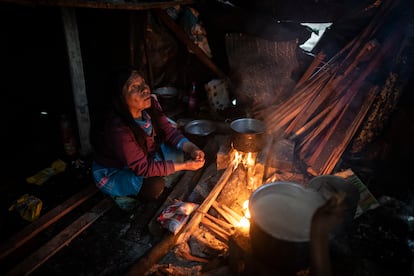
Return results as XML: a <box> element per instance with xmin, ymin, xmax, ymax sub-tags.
<box><xmin>124</xmin><ymin>73</ymin><xmax>151</xmax><ymax>117</ymax></box>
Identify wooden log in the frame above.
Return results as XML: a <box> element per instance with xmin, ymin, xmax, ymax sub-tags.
<box><xmin>176</xmin><ymin>165</ymin><xmax>234</xmax><ymax>245</ymax></box>
<box><xmin>0</xmin><ymin>184</ymin><xmax>98</xmax><ymax>261</ymax></box>
<box><xmin>212</xmin><ymin>202</ymin><xmax>240</xmax><ymax>226</ymax></box>
<box><xmin>218</xmin><ymin>203</ymin><xmax>243</xmax><ymax>222</ymax></box>
<box><xmin>200</xmin><ymin>217</ymin><xmax>230</xmax><ymax>240</ymax></box>
<box><xmin>204</xmin><ymin>213</ymin><xmax>235</xmax><ymax>233</ymax></box>
<box><xmin>5</xmin><ymin>198</ymin><xmax>113</xmax><ymax>276</ymax></box>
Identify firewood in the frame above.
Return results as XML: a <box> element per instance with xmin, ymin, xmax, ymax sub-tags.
<box><xmin>176</xmin><ymin>165</ymin><xmax>234</xmax><ymax>245</ymax></box>
<box><xmin>174</xmin><ymin>242</ymin><xmax>210</xmax><ymax>263</ymax></box>
<box><xmin>294</xmin><ymin>51</ymin><xmax>326</xmax><ymax>89</ymax></box>
<box><xmin>201</xmin><ymin>217</ymin><xmax>231</xmax><ymax>239</ymax></box>
<box><xmin>212</xmin><ymin>202</ymin><xmax>240</xmax><ymax>226</ymax></box>
<box><xmin>321</xmin><ymin>86</ymin><xmax>378</xmax><ymax>174</ymax></box>
<box><xmin>204</xmin><ymin>213</ymin><xmax>235</xmax><ymax>233</ymax></box>
<box><xmin>219</xmin><ymin>203</ymin><xmax>243</xmax><ymax>222</ymax></box>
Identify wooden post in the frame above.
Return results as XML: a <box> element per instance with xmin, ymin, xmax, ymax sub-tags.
<box><xmin>153</xmin><ymin>8</ymin><xmax>229</xmax><ymax>81</ymax></box>
<box><xmin>61</xmin><ymin>7</ymin><xmax>92</xmax><ymax>156</ymax></box>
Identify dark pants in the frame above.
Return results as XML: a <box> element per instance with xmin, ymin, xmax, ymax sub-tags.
<box><xmin>139</xmin><ymin>176</ymin><xmax>166</xmax><ymax>201</ymax></box>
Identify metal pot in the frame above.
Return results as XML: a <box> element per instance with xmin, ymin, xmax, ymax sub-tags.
<box><xmin>230</xmin><ymin>118</ymin><xmax>266</xmax><ymax>152</ymax></box>
<box><xmin>248</xmin><ymin>182</ymin><xmax>326</xmax><ymax>274</ymax></box>
<box><xmin>184</xmin><ymin>119</ymin><xmax>216</xmax><ymax>148</ymax></box>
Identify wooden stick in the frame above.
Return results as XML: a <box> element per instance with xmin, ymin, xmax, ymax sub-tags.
<box><xmin>176</xmin><ymin>165</ymin><xmax>234</xmax><ymax>244</ymax></box>
<box><xmin>219</xmin><ymin>203</ymin><xmax>243</xmax><ymax>222</ymax></box>
<box><xmin>289</xmin><ymin>103</ymin><xmax>334</xmax><ymax>140</ymax></box>
<box><xmin>294</xmin><ymin>51</ymin><xmax>326</xmax><ymax>89</ymax></box>
<box><xmin>321</xmin><ymin>86</ymin><xmax>378</xmax><ymax>174</ymax></box>
<box><xmin>201</xmin><ymin>216</ymin><xmax>231</xmax><ymax>237</ymax></box>
<box><xmin>200</xmin><ymin>219</ymin><xmax>229</xmax><ymax>243</ymax></box>
<box><xmin>212</xmin><ymin>202</ymin><xmax>240</xmax><ymax>226</ymax></box>
<box><xmin>204</xmin><ymin>213</ymin><xmax>235</xmax><ymax>233</ymax></box>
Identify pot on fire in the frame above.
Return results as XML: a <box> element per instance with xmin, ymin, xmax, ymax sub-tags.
<box><xmin>230</xmin><ymin>118</ymin><xmax>266</xmax><ymax>152</ymax></box>
<box><xmin>248</xmin><ymin>181</ymin><xmax>326</xmax><ymax>274</ymax></box>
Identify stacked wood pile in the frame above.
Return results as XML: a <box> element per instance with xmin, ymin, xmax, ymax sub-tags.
<box><xmin>259</xmin><ymin>0</ymin><xmax>409</xmax><ymax>176</ymax></box>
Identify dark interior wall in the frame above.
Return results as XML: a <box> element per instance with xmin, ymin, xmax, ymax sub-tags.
<box><xmin>1</xmin><ymin>4</ymin><xmax>71</xmax><ymax>175</ymax></box>
<box><xmin>0</xmin><ymin>4</ymin><xmax>138</xmax><ymax>176</ymax></box>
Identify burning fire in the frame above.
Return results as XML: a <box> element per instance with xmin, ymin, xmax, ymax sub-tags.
<box><xmin>237</xmin><ymin>200</ymin><xmax>250</xmax><ymax>230</ymax></box>
<box><xmin>231</xmin><ymin>149</ymin><xmax>259</xmax><ymax>190</ymax></box>
<box><xmin>231</xmin><ymin>150</ymin><xmax>256</xmax><ymax>169</ymax></box>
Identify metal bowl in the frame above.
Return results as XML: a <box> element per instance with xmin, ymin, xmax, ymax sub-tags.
<box><xmin>184</xmin><ymin>120</ymin><xmax>216</xmax><ymax>136</ymax></box>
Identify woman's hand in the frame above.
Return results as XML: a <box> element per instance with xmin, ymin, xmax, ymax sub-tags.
<box><xmin>191</xmin><ymin>149</ymin><xmax>205</xmax><ymax>162</ymax></box>
<box><xmin>183</xmin><ymin>141</ymin><xmax>205</xmax><ymax>162</ymax></box>
<box><xmin>173</xmin><ymin>159</ymin><xmax>205</xmax><ymax>171</ymax></box>
<box><xmin>185</xmin><ymin>159</ymin><xmax>205</xmax><ymax>170</ymax></box>
<box><xmin>311</xmin><ymin>192</ymin><xmax>346</xmax><ymax>235</ymax></box>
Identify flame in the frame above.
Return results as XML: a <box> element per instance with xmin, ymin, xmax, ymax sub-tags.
<box><xmin>237</xmin><ymin>200</ymin><xmax>250</xmax><ymax>229</ymax></box>
<box><xmin>246</xmin><ymin>152</ymin><xmax>255</xmax><ymax>168</ymax></box>
<box><xmin>243</xmin><ymin>200</ymin><xmax>250</xmax><ymax>219</ymax></box>
<box><xmin>231</xmin><ymin>149</ymin><xmax>243</xmax><ymax>169</ymax></box>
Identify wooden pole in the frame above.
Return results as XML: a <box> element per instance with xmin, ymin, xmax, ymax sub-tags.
<box><xmin>61</xmin><ymin>7</ymin><xmax>92</xmax><ymax>156</ymax></box>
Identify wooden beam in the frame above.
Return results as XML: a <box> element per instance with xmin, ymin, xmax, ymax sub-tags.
<box><xmin>5</xmin><ymin>198</ymin><xmax>114</xmax><ymax>276</ymax></box>
<box><xmin>0</xmin><ymin>0</ymin><xmax>194</xmax><ymax>11</ymax></box>
<box><xmin>61</xmin><ymin>7</ymin><xmax>92</xmax><ymax>156</ymax></box>
<box><xmin>0</xmin><ymin>184</ymin><xmax>98</xmax><ymax>261</ymax></box>
<box><xmin>153</xmin><ymin>8</ymin><xmax>229</xmax><ymax>81</ymax></box>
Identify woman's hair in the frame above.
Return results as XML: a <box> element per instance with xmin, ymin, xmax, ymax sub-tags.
<box><xmin>112</xmin><ymin>70</ymin><xmax>164</xmax><ymax>154</ymax></box>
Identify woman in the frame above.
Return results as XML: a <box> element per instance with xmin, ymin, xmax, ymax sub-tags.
<box><xmin>92</xmin><ymin>70</ymin><xmax>205</xmax><ymax>211</ymax></box>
